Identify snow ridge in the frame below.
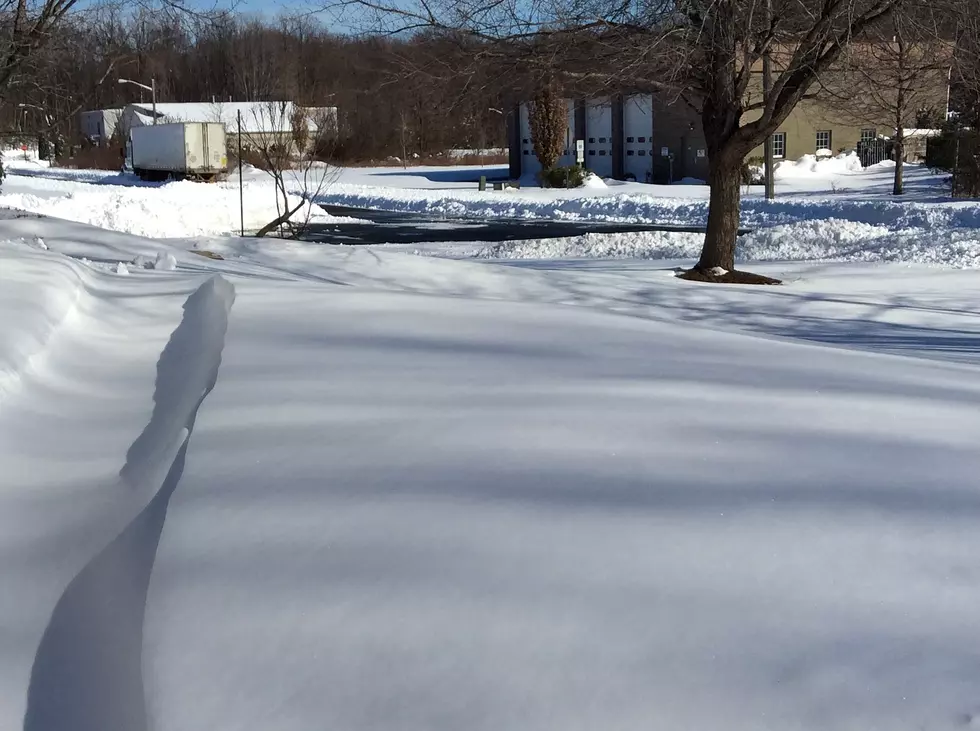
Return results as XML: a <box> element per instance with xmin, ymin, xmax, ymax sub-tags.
<box><xmin>0</xmin><ymin>249</ymin><xmax>84</xmax><ymax>406</ymax></box>
<box><xmin>315</xmin><ymin>185</ymin><xmax>980</xmax><ymax>232</ymax></box>
<box><xmin>22</xmin><ymin>276</ymin><xmax>235</xmax><ymax>731</ymax></box>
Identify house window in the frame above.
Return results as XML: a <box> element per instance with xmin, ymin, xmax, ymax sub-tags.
<box><xmin>522</xmin><ymin>138</ymin><xmax>529</xmax><ymax>144</ymax></box>
<box><xmin>860</xmin><ymin>128</ymin><xmax>877</xmax><ymax>144</ymax></box>
<box><xmin>627</xmin><ymin>136</ymin><xmax>634</xmax><ymax>143</ymax></box>
<box><xmin>816</xmin><ymin>130</ymin><xmax>832</xmax><ymax>151</ymax></box>
<box><xmin>638</xmin><ymin>150</ymin><xmax>646</xmax><ymax>156</ymax></box>
<box><xmin>627</xmin><ymin>150</ymin><xmax>635</xmax><ymax>156</ymax></box>
<box><xmin>599</xmin><ymin>150</ymin><xmax>606</xmax><ymax>156</ymax></box>
<box><xmin>772</xmin><ymin>132</ymin><xmax>786</xmax><ymax>159</ymax></box>
<box><xmin>638</xmin><ymin>136</ymin><xmax>646</xmax><ymax>143</ymax></box>
<box><xmin>589</xmin><ymin>137</ymin><xmax>595</xmax><ymax>143</ymax></box>
<box><xmin>599</xmin><ymin>137</ymin><xmax>607</xmax><ymax>143</ymax></box>
<box><xmin>588</xmin><ymin>149</ymin><xmax>596</xmax><ymax>156</ymax></box>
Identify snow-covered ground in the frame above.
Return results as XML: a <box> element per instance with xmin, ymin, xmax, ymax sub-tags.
<box><xmin>3</xmin><ymin>156</ymin><xmax>980</xmax><ymax>730</ymax></box>
<box><xmin>0</xmin><ymin>162</ymin><xmax>362</xmax><ymax>238</ymax></box>
<box><xmin>3</xmin><ymin>209</ymin><xmax>980</xmax><ymax>731</ymax></box>
<box><xmin>3</xmin><ymin>154</ymin><xmax>978</xmax><ymax>267</ymax></box>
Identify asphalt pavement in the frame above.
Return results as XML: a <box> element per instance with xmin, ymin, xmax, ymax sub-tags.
<box><xmin>303</xmin><ymin>205</ymin><xmax>751</xmax><ymax>245</ymax></box>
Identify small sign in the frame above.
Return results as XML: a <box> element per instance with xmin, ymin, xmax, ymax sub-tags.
<box><xmin>575</xmin><ymin>139</ymin><xmax>585</xmax><ymax>164</ymax></box>
<box><xmin>20</xmin><ymin>144</ymin><xmax>27</xmax><ymax>151</ymax></box>
<box><xmin>661</xmin><ymin>146</ymin><xmax>670</xmax><ymax>157</ymax></box>
<box><xmin>697</xmin><ymin>149</ymin><xmax>706</xmax><ymax>158</ymax></box>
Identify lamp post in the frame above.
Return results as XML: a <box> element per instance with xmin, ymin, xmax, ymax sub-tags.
<box><xmin>118</xmin><ymin>77</ymin><xmax>157</xmax><ymax>124</ymax></box>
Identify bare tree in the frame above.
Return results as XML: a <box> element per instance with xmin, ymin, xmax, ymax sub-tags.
<box><xmin>821</xmin><ymin>12</ymin><xmax>952</xmax><ymax>194</ymax></box>
<box><xmin>950</xmin><ymin>1</ymin><xmax>980</xmax><ymax>127</ymax></box>
<box><xmin>0</xmin><ymin>0</ymin><xmax>81</xmax><ymax>103</ymax></box>
<box><xmin>528</xmin><ymin>79</ymin><xmax>565</xmax><ymax>171</ymax></box>
<box><xmin>242</xmin><ymin>101</ymin><xmax>341</xmax><ymax>238</ymax></box>
<box><xmin>332</xmin><ymin>0</ymin><xmax>931</xmax><ymax>280</ymax></box>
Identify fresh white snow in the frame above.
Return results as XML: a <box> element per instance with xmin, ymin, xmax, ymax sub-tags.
<box><xmin>0</xmin><ymin>166</ymin><xmax>365</xmax><ymax>238</ymax></box>
<box><xmin>3</xmin><ymin>156</ymin><xmax>980</xmax><ymax>731</ymax></box>
<box><xmin>472</xmin><ymin>219</ymin><xmax>980</xmax><ymax>268</ymax></box>
<box><xmin>775</xmin><ymin>151</ymin><xmax>865</xmax><ymax>178</ymax></box>
<box><xmin>3</xmin><ymin>212</ymin><xmax>980</xmax><ymax>731</ymax></box>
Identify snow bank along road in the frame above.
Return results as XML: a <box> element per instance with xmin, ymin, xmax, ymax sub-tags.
<box><xmin>6</xmin><ymin>159</ymin><xmax>980</xmax><ymax>267</ymax></box>
<box><xmin>4</xmin><ymin>212</ymin><xmax>980</xmax><ymax>731</ymax></box>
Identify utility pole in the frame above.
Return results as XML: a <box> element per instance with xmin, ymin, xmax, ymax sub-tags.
<box><xmin>238</xmin><ymin>110</ymin><xmax>244</xmax><ymax>237</ymax></box>
<box><xmin>763</xmin><ymin>0</ymin><xmax>775</xmax><ymax>200</ymax></box>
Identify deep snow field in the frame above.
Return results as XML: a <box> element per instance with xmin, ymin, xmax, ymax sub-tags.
<box><xmin>3</xmin><ymin>153</ymin><xmax>980</xmax><ymax>731</ymax></box>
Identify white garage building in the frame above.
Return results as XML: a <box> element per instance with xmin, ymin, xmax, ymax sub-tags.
<box><xmin>510</xmin><ymin>93</ymin><xmax>708</xmax><ymax>184</ymax></box>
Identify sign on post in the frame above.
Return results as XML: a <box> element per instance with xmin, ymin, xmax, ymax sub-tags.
<box><xmin>661</xmin><ymin>146</ymin><xmax>670</xmax><ymax>157</ymax></box>
<box><xmin>575</xmin><ymin>139</ymin><xmax>585</xmax><ymax>164</ymax></box>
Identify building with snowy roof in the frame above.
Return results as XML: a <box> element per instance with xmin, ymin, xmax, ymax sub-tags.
<box><xmin>117</xmin><ymin>101</ymin><xmax>337</xmax><ymax>150</ymax></box>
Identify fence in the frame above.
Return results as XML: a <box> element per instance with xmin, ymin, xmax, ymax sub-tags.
<box><xmin>926</xmin><ymin>131</ymin><xmax>980</xmax><ymax>198</ymax></box>
<box><xmin>857</xmin><ymin>138</ymin><xmax>891</xmax><ymax>168</ymax></box>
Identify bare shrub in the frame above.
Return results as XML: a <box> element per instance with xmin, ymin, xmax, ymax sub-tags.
<box><xmin>528</xmin><ymin>80</ymin><xmax>566</xmax><ymax>172</ymax></box>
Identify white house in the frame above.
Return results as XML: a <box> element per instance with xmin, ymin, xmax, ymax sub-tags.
<box><xmin>79</xmin><ymin>109</ymin><xmax>123</xmax><ymax>142</ymax></box>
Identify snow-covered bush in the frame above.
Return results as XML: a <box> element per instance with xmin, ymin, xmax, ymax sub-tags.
<box><xmin>540</xmin><ymin>164</ymin><xmax>586</xmax><ymax>188</ymax></box>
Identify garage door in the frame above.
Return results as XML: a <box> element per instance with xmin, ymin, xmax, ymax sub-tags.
<box><xmin>623</xmin><ymin>95</ymin><xmax>654</xmax><ymax>182</ymax></box>
<box><xmin>585</xmin><ymin>100</ymin><xmax>613</xmax><ymax>178</ymax></box>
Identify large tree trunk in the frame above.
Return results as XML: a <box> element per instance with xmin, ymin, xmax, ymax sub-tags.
<box><xmin>697</xmin><ymin>153</ymin><xmax>743</xmax><ymax>272</ymax></box>
<box><xmin>893</xmin><ymin>125</ymin><xmax>905</xmax><ymax>196</ymax></box>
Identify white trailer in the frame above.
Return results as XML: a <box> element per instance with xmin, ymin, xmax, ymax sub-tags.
<box><xmin>130</xmin><ymin>122</ymin><xmax>228</xmax><ymax>181</ymax></box>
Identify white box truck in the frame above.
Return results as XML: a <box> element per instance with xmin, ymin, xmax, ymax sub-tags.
<box><xmin>130</xmin><ymin>122</ymin><xmax>228</xmax><ymax>181</ymax></box>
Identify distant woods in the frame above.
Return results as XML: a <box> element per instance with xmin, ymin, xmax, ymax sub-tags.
<box><xmin>1</xmin><ymin>10</ymin><xmax>509</xmax><ymax>162</ymax></box>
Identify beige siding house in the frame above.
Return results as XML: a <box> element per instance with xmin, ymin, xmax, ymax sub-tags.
<box><xmin>509</xmin><ymin>42</ymin><xmax>950</xmax><ymax>180</ymax></box>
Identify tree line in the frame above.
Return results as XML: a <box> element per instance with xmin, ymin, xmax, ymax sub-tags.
<box><xmin>0</xmin><ymin>8</ymin><xmax>510</xmax><ymax>161</ymax></box>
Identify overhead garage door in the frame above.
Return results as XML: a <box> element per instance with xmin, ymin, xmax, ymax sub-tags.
<box><xmin>585</xmin><ymin>100</ymin><xmax>613</xmax><ymax>178</ymax></box>
<box><xmin>623</xmin><ymin>95</ymin><xmax>654</xmax><ymax>182</ymax></box>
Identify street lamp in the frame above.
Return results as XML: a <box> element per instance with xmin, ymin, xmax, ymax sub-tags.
<box><xmin>118</xmin><ymin>77</ymin><xmax>157</xmax><ymax>124</ymax></box>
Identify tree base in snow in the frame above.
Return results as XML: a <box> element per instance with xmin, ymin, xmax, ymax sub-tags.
<box><xmin>677</xmin><ymin>267</ymin><xmax>782</xmax><ymax>285</ymax></box>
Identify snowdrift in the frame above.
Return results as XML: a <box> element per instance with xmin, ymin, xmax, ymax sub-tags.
<box><xmin>4</xmin><ymin>218</ymin><xmax>980</xmax><ymax>731</ymax></box>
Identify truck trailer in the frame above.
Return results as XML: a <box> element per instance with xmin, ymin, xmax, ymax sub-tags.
<box><xmin>130</xmin><ymin>122</ymin><xmax>228</xmax><ymax>181</ymax></box>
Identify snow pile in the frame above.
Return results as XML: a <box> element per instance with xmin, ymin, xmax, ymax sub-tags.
<box><xmin>130</xmin><ymin>251</ymin><xmax>179</xmax><ymax>271</ymax></box>
<box><xmin>480</xmin><ymin>219</ymin><xmax>980</xmax><ymax>268</ymax></box>
<box><xmin>775</xmin><ymin>151</ymin><xmax>864</xmax><ymax>178</ymax></box>
<box><xmin>740</xmin><ymin>220</ymin><xmax>980</xmax><ymax>268</ymax></box>
<box><xmin>0</xmin><ymin>178</ymin><xmax>339</xmax><ymax>238</ymax></box>
<box><xmin>316</xmin><ymin>171</ymin><xmax>974</xmax><ymax>232</ymax></box>
<box><xmin>3</xmin><ymin>147</ymin><xmax>51</xmax><ymax>170</ymax></box>
<box><xmin>480</xmin><ymin>231</ymin><xmax>703</xmax><ymax>260</ymax></box>
<box><xmin>448</xmin><ymin>147</ymin><xmax>507</xmax><ymax>158</ymax></box>
<box><xmin>581</xmin><ymin>172</ymin><xmax>607</xmax><ymax>189</ymax></box>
